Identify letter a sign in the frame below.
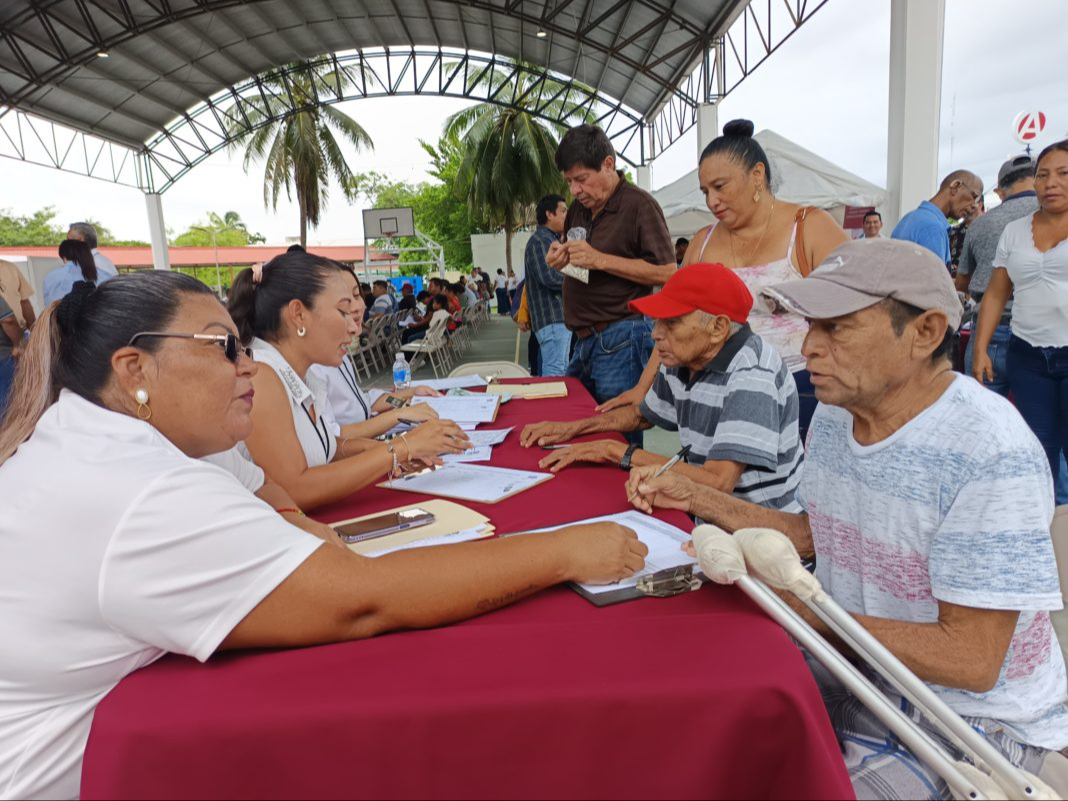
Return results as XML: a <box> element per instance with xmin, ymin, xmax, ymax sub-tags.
<box><xmin>1014</xmin><ymin>111</ymin><xmax>1046</xmax><ymax>144</ymax></box>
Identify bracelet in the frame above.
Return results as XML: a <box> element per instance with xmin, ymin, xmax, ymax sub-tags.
<box><xmin>276</xmin><ymin>508</ymin><xmax>305</xmax><ymax>517</ymax></box>
<box><xmin>387</xmin><ymin>440</ymin><xmax>400</xmax><ymax>484</ymax></box>
<box><xmin>340</xmin><ymin>437</ymin><xmax>352</xmax><ymax>457</ymax></box>
<box><xmin>399</xmin><ymin>433</ymin><xmax>412</xmax><ymax>462</ymax></box>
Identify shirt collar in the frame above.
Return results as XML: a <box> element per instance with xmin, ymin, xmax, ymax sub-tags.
<box><xmin>601</xmin><ymin>171</ymin><xmax>630</xmax><ymax>215</ymax></box>
<box><xmin>919</xmin><ymin>200</ymin><xmax>949</xmax><ymax>224</ymax></box>
<box><xmin>251</xmin><ymin>337</ymin><xmax>315</xmax><ymax>407</ymax></box>
<box><xmin>1005</xmin><ymin>190</ymin><xmax>1037</xmax><ymax>202</ymax></box>
<box><xmin>677</xmin><ymin>324</ymin><xmax>754</xmax><ymax>384</ymax></box>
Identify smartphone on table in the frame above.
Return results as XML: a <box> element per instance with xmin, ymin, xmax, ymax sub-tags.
<box><xmin>333</xmin><ymin>509</ymin><xmax>436</xmax><ymax>544</ymax></box>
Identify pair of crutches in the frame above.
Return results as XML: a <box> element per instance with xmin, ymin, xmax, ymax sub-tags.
<box><xmin>692</xmin><ymin>525</ymin><xmax>1062</xmax><ymax>801</ymax></box>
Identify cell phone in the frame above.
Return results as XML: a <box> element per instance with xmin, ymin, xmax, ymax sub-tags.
<box><xmin>333</xmin><ymin>509</ymin><xmax>436</xmax><ymax>544</ymax></box>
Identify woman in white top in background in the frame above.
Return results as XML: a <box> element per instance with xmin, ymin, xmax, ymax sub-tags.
<box><xmin>0</xmin><ymin>271</ymin><xmax>647</xmax><ymax>801</ymax></box>
<box><xmin>227</xmin><ymin>252</ymin><xmax>469</xmax><ymax>510</ymax></box>
<box><xmin>974</xmin><ymin>139</ymin><xmax>1068</xmax><ymax>491</ymax></box>
<box><xmin>310</xmin><ymin>271</ymin><xmax>440</xmax><ymax>438</ymax></box>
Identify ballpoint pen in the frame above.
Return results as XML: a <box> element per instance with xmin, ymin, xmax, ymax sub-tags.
<box><xmin>627</xmin><ymin>444</ymin><xmax>692</xmax><ymax>502</ymax></box>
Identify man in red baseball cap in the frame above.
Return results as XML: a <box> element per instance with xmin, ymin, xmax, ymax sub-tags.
<box><xmin>520</xmin><ymin>263</ymin><xmax>803</xmax><ymax>514</ymax></box>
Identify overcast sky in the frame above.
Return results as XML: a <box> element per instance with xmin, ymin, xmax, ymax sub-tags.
<box><xmin>2</xmin><ymin>0</ymin><xmax>1066</xmax><ymax>245</ymax></box>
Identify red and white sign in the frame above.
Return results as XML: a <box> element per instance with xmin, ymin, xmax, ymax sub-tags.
<box><xmin>1014</xmin><ymin>111</ymin><xmax>1047</xmax><ymax>144</ymax></box>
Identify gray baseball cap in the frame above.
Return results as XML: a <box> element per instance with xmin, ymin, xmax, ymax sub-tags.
<box><xmin>761</xmin><ymin>238</ymin><xmax>963</xmax><ymax>330</ymax></box>
<box><xmin>998</xmin><ymin>154</ymin><xmax>1036</xmax><ymax>186</ymax></box>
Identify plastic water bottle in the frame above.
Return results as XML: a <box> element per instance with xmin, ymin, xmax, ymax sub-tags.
<box><xmin>392</xmin><ymin>353</ymin><xmax>411</xmax><ymax>390</ymax></box>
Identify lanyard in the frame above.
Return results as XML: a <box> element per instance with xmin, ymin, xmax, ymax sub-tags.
<box><xmin>300</xmin><ymin>401</ymin><xmax>332</xmax><ymax>462</ymax></box>
<box><xmin>338</xmin><ymin>357</ymin><xmax>370</xmax><ymax>421</ymax></box>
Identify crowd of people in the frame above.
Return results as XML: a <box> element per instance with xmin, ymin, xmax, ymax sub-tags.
<box><xmin>0</xmin><ymin>119</ymin><xmax>1066</xmax><ymax>801</ymax></box>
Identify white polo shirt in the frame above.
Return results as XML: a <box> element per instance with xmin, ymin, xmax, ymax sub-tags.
<box><xmin>249</xmin><ymin>338</ymin><xmax>337</xmax><ymax>467</ymax></box>
<box><xmin>309</xmin><ymin>359</ymin><xmax>387</xmax><ymax>435</ymax></box>
<box><xmin>0</xmin><ymin>391</ymin><xmax>322</xmax><ymax>800</ymax></box>
<box><xmin>201</xmin><ymin>446</ymin><xmax>266</xmax><ymax>493</ymax></box>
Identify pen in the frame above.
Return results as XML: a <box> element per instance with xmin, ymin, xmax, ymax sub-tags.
<box><xmin>627</xmin><ymin>445</ymin><xmax>692</xmax><ymax>502</ymax></box>
<box><xmin>398</xmin><ymin>419</ymin><xmax>422</xmax><ymax>426</ymax></box>
<box><xmin>541</xmin><ymin>444</ymin><xmax>572</xmax><ymax>450</ymax></box>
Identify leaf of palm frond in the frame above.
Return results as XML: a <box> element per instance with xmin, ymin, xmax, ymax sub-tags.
<box><xmin>320</xmin><ymin>105</ymin><xmax>374</xmax><ymax>151</ymax></box>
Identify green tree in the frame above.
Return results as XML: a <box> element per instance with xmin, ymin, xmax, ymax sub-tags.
<box><xmin>173</xmin><ymin>211</ymin><xmax>265</xmax><ymax>247</ymax></box>
<box><xmin>227</xmin><ymin>60</ymin><xmax>375</xmax><ymax>248</ymax></box>
<box><xmin>443</xmin><ymin>61</ymin><xmax>591</xmax><ymax>273</ymax></box>
<box><xmin>0</xmin><ymin>208</ymin><xmax>148</xmax><ymax>247</ymax></box>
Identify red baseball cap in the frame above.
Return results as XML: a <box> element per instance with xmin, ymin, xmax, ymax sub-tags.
<box><xmin>629</xmin><ymin>263</ymin><xmax>753</xmax><ymax>323</ymax></box>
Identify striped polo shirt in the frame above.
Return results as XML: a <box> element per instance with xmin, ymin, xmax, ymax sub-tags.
<box><xmin>640</xmin><ymin>325</ymin><xmax>803</xmax><ymax>511</ymax></box>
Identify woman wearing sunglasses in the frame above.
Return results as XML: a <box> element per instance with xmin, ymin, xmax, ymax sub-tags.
<box><xmin>0</xmin><ymin>271</ymin><xmax>647</xmax><ymax>801</ymax></box>
<box><xmin>227</xmin><ymin>252</ymin><xmax>469</xmax><ymax>510</ymax></box>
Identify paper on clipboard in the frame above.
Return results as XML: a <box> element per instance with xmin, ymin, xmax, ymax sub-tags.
<box><xmin>379</xmin><ymin>463</ymin><xmax>554</xmax><ymax>504</ymax></box>
<box><xmin>332</xmin><ymin>500</ymin><xmax>494</xmax><ymax>555</ymax></box>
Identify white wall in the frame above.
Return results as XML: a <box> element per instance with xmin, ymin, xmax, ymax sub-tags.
<box><xmin>470</xmin><ymin>232</ymin><xmax>533</xmax><ymax>281</ymax></box>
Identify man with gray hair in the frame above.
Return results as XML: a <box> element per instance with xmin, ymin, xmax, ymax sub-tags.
<box><xmin>67</xmin><ymin>222</ymin><xmax>118</xmax><ymax>281</ymax></box>
<box><xmin>628</xmin><ymin>239</ymin><xmax>1067</xmax><ymax>800</ymax></box>
<box><xmin>892</xmin><ymin>170</ymin><xmax>984</xmax><ymax>269</ymax></box>
<box><xmin>521</xmin><ymin>263</ymin><xmax>802</xmax><ymax>514</ymax></box>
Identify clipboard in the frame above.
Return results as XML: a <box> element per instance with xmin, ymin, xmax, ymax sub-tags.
<box><xmin>566</xmin><ymin>566</ymin><xmax>705</xmax><ymax>607</ymax></box>
<box><xmin>330</xmin><ymin>500</ymin><xmax>494</xmax><ymax>555</ymax></box>
<box><xmin>486</xmin><ymin>382</ymin><xmax>568</xmax><ymax>400</ymax></box>
<box><xmin>377</xmin><ymin>464</ymin><xmax>555</xmax><ymax>504</ymax></box>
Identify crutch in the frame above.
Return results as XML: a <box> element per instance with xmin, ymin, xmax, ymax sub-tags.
<box><xmin>692</xmin><ymin>525</ymin><xmax>1061</xmax><ymax>801</ymax></box>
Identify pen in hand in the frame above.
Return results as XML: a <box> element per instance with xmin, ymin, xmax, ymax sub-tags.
<box><xmin>627</xmin><ymin>445</ymin><xmax>692</xmax><ymax>503</ymax></box>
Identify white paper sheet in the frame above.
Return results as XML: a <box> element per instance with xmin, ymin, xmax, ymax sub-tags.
<box><xmin>410</xmin><ymin>395</ymin><xmax>501</xmax><ymax>424</ymax></box>
<box><xmin>527</xmin><ymin>511</ymin><xmax>696</xmax><ymax>595</ymax></box>
<box><xmin>387</xmin><ymin>464</ymin><xmax>553</xmax><ymax>503</ymax></box>
<box><xmin>464</xmin><ymin>428</ymin><xmax>514</xmax><ymax>447</ymax></box>
<box><xmin>410</xmin><ymin>375</ymin><xmax>489</xmax><ymax>391</ymax></box>
<box><xmin>441</xmin><ymin>446</ymin><xmax>494</xmax><ymax>463</ymax></box>
<box><xmin>364</xmin><ymin>526</ymin><xmax>491</xmax><ymax>558</ymax></box>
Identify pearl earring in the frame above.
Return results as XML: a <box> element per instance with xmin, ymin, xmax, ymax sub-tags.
<box><xmin>297</xmin><ymin>326</ymin><xmax>307</xmax><ymax>338</ymax></box>
<box><xmin>135</xmin><ymin>389</ymin><xmax>152</xmax><ymax>421</ymax></box>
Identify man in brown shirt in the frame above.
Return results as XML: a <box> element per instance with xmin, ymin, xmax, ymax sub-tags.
<box><xmin>546</xmin><ymin>125</ymin><xmax>675</xmax><ymax>447</ymax></box>
<box><xmin>0</xmin><ymin>259</ymin><xmax>37</xmax><ymax>329</ymax></box>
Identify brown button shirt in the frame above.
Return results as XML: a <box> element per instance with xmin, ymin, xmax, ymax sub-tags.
<box><xmin>561</xmin><ymin>173</ymin><xmax>675</xmax><ymax>330</ymax></box>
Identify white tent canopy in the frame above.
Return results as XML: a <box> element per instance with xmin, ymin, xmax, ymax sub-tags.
<box><xmin>653</xmin><ymin>129</ymin><xmax>890</xmax><ymax>239</ymax></box>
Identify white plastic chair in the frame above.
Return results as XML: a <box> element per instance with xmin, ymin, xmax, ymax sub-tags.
<box><xmin>402</xmin><ymin>314</ymin><xmax>451</xmax><ymax>379</ymax></box>
<box><xmin>694</xmin><ymin>525</ymin><xmax>1063</xmax><ymax>801</ymax></box>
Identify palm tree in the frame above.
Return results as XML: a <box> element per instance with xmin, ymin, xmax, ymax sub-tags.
<box><xmin>227</xmin><ymin>60</ymin><xmax>375</xmax><ymax>248</ymax></box>
<box><xmin>444</xmin><ymin>62</ymin><xmax>593</xmax><ymax>274</ymax></box>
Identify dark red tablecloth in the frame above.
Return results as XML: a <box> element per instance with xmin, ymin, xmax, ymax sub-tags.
<box><xmin>81</xmin><ymin>378</ymin><xmax>854</xmax><ymax>801</ymax></box>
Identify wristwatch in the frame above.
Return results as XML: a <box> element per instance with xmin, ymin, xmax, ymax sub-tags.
<box><xmin>385</xmin><ymin>395</ymin><xmax>406</xmax><ymax>409</ymax></box>
<box><xmin>619</xmin><ymin>444</ymin><xmax>639</xmax><ymax>471</ymax></box>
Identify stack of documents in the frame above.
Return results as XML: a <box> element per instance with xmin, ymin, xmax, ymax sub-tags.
<box><xmin>332</xmin><ymin>500</ymin><xmax>495</xmax><ymax>557</ymax></box>
<box><xmin>410</xmin><ymin>395</ymin><xmax>501</xmax><ymax>426</ymax></box>
<box><xmin>410</xmin><ymin>375</ymin><xmax>489</xmax><ymax>392</ymax></box>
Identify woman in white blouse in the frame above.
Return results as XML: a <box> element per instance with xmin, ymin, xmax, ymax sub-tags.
<box><xmin>975</xmin><ymin>140</ymin><xmax>1068</xmax><ymax>489</ymax></box>
<box><xmin>311</xmin><ymin>276</ymin><xmax>440</xmax><ymax>439</ymax></box>
<box><xmin>0</xmin><ymin>272</ymin><xmax>647</xmax><ymax>801</ymax></box>
<box><xmin>228</xmin><ymin>252</ymin><xmax>467</xmax><ymax>509</ymax></box>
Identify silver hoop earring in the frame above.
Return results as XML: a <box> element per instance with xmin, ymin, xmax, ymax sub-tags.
<box><xmin>297</xmin><ymin>327</ymin><xmax>307</xmax><ymax>338</ymax></box>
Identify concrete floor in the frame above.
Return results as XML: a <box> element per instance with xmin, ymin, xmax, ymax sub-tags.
<box><xmin>365</xmin><ymin>315</ymin><xmax>682</xmax><ymax>458</ymax></box>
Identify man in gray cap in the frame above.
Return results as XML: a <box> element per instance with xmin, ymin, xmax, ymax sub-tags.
<box><xmin>627</xmin><ymin>239</ymin><xmax>1067</xmax><ymax>800</ymax></box>
<box><xmin>956</xmin><ymin>154</ymin><xmax>1038</xmax><ymax>396</ymax></box>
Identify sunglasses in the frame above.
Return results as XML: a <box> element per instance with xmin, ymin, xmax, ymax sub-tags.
<box><xmin>127</xmin><ymin>332</ymin><xmax>252</xmax><ymax>363</ymax></box>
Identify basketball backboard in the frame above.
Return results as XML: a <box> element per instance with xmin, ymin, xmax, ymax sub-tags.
<box><xmin>363</xmin><ymin>207</ymin><xmax>415</xmax><ymax>239</ymax></box>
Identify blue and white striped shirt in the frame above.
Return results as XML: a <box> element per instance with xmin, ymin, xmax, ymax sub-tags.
<box><xmin>640</xmin><ymin>325</ymin><xmax>803</xmax><ymax>512</ymax></box>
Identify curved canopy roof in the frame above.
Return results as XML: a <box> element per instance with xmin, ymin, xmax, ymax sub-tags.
<box><xmin>0</xmin><ymin>0</ymin><xmax>744</xmax><ymax>150</ymax></box>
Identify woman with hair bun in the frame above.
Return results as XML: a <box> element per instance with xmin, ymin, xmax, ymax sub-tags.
<box><xmin>598</xmin><ymin>119</ymin><xmax>849</xmax><ymax>441</ymax></box>
<box><xmin>0</xmin><ymin>271</ymin><xmax>648</xmax><ymax>801</ymax></box>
